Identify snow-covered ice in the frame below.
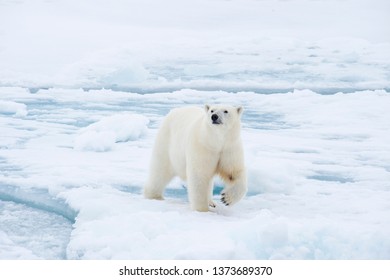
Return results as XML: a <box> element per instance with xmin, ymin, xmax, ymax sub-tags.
<box><xmin>1</xmin><ymin>88</ymin><xmax>389</xmax><ymax>259</ymax></box>
<box><xmin>74</xmin><ymin>114</ymin><xmax>149</xmax><ymax>152</ymax></box>
<box><xmin>0</xmin><ymin>0</ymin><xmax>390</xmax><ymax>259</ymax></box>
<box><xmin>0</xmin><ymin>100</ymin><xmax>27</xmax><ymax>117</ymax></box>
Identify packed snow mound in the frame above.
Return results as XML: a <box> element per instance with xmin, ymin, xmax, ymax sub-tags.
<box><xmin>0</xmin><ymin>100</ymin><xmax>27</xmax><ymax>117</ymax></box>
<box><xmin>74</xmin><ymin>114</ymin><xmax>149</xmax><ymax>152</ymax></box>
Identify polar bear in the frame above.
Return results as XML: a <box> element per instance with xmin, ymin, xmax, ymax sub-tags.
<box><xmin>144</xmin><ymin>104</ymin><xmax>247</xmax><ymax>212</ymax></box>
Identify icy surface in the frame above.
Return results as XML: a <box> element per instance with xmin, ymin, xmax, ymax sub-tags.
<box><xmin>74</xmin><ymin>114</ymin><xmax>149</xmax><ymax>152</ymax></box>
<box><xmin>1</xmin><ymin>88</ymin><xmax>389</xmax><ymax>259</ymax></box>
<box><xmin>0</xmin><ymin>100</ymin><xmax>27</xmax><ymax>117</ymax></box>
<box><xmin>0</xmin><ymin>0</ymin><xmax>390</xmax><ymax>259</ymax></box>
<box><xmin>0</xmin><ymin>200</ymin><xmax>72</xmax><ymax>259</ymax></box>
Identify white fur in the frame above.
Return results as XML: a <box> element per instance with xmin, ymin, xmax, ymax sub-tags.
<box><xmin>144</xmin><ymin>104</ymin><xmax>247</xmax><ymax>212</ymax></box>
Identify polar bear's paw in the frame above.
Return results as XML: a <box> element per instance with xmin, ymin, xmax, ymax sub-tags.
<box><xmin>221</xmin><ymin>187</ymin><xmax>246</xmax><ymax>206</ymax></box>
<box><xmin>220</xmin><ymin>191</ymin><xmax>231</xmax><ymax>206</ymax></box>
<box><xmin>209</xmin><ymin>200</ymin><xmax>216</xmax><ymax>208</ymax></box>
<box><xmin>144</xmin><ymin>188</ymin><xmax>164</xmax><ymax>200</ymax></box>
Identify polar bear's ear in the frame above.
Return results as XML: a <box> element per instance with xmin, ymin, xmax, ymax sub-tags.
<box><xmin>237</xmin><ymin>106</ymin><xmax>243</xmax><ymax>115</ymax></box>
<box><xmin>205</xmin><ymin>104</ymin><xmax>211</xmax><ymax>112</ymax></box>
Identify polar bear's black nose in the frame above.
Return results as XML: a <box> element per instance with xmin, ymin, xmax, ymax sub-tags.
<box><xmin>211</xmin><ymin>114</ymin><xmax>219</xmax><ymax>122</ymax></box>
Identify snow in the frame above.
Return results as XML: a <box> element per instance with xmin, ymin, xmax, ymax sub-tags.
<box><xmin>74</xmin><ymin>114</ymin><xmax>149</xmax><ymax>152</ymax></box>
<box><xmin>1</xmin><ymin>0</ymin><xmax>390</xmax><ymax>260</ymax></box>
<box><xmin>0</xmin><ymin>100</ymin><xmax>27</xmax><ymax>117</ymax></box>
<box><xmin>1</xmin><ymin>88</ymin><xmax>389</xmax><ymax>259</ymax></box>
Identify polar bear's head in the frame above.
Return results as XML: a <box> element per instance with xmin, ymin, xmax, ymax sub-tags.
<box><xmin>204</xmin><ymin>104</ymin><xmax>243</xmax><ymax>129</ymax></box>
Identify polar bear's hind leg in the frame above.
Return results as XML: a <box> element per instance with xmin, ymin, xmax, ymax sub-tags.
<box><xmin>144</xmin><ymin>165</ymin><xmax>174</xmax><ymax>200</ymax></box>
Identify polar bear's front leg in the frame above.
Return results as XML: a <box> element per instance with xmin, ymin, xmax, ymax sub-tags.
<box><xmin>208</xmin><ymin>181</ymin><xmax>216</xmax><ymax>208</ymax></box>
<box><xmin>187</xmin><ymin>176</ymin><xmax>214</xmax><ymax>212</ymax></box>
<box><xmin>186</xmin><ymin>162</ymin><xmax>215</xmax><ymax>212</ymax></box>
<box><xmin>220</xmin><ymin>170</ymin><xmax>247</xmax><ymax>206</ymax></box>
<box><xmin>186</xmin><ymin>147</ymin><xmax>219</xmax><ymax>211</ymax></box>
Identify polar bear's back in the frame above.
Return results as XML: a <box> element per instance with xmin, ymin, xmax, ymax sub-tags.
<box><xmin>157</xmin><ymin>106</ymin><xmax>204</xmax><ymax>141</ymax></box>
<box><xmin>165</xmin><ymin>106</ymin><xmax>203</xmax><ymax>131</ymax></box>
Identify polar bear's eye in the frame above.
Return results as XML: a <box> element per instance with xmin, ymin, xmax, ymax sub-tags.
<box><xmin>211</xmin><ymin>110</ymin><xmax>214</xmax><ymax>113</ymax></box>
<box><xmin>224</xmin><ymin>110</ymin><xmax>228</xmax><ymax>114</ymax></box>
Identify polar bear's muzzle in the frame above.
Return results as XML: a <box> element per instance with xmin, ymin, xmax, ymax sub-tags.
<box><xmin>211</xmin><ymin>113</ymin><xmax>222</xmax><ymax>125</ymax></box>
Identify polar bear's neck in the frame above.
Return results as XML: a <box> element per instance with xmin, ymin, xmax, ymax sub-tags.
<box><xmin>198</xmin><ymin>117</ymin><xmax>241</xmax><ymax>152</ymax></box>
